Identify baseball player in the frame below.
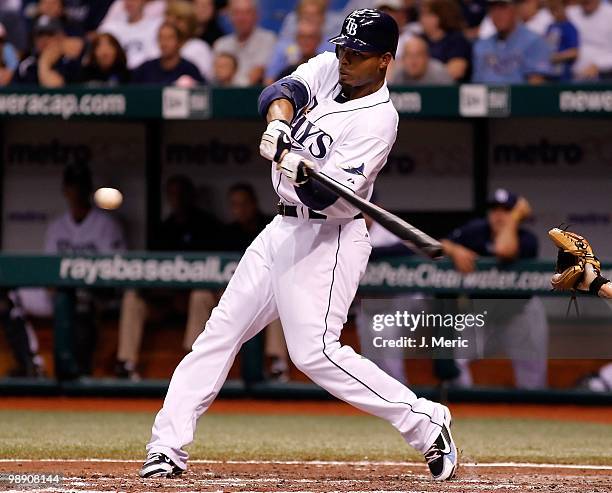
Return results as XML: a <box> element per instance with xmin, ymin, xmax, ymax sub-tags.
<box><xmin>140</xmin><ymin>9</ymin><xmax>457</xmax><ymax>481</ymax></box>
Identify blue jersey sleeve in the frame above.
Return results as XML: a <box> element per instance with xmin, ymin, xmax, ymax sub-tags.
<box><xmin>560</xmin><ymin>22</ymin><xmax>579</xmax><ymax>51</ymax></box>
<box><xmin>448</xmin><ymin>219</ymin><xmax>490</xmax><ymax>255</ymax></box>
<box><xmin>258</xmin><ymin>77</ymin><xmax>309</xmax><ymax>118</ymax></box>
<box><xmin>523</xmin><ymin>35</ymin><xmax>553</xmax><ymax>77</ymax></box>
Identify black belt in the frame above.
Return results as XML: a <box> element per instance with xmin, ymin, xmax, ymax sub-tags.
<box><xmin>277</xmin><ymin>202</ymin><xmax>363</xmax><ymax>220</ymax></box>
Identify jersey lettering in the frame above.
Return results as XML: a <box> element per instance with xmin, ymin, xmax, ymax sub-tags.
<box><xmin>291</xmin><ymin>115</ymin><xmax>334</xmax><ymax>159</ymax></box>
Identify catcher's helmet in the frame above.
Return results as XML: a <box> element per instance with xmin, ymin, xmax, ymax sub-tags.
<box><xmin>329</xmin><ymin>9</ymin><xmax>400</xmax><ymax>57</ymax></box>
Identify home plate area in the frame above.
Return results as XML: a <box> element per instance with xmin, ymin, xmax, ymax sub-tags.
<box><xmin>2</xmin><ymin>460</ymin><xmax>612</xmax><ymax>493</ymax></box>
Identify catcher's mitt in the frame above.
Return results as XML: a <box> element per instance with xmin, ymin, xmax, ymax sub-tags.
<box><xmin>548</xmin><ymin>228</ymin><xmax>601</xmax><ymax>292</ymax></box>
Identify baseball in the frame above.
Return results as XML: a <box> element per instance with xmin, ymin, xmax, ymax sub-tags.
<box><xmin>94</xmin><ymin>187</ymin><xmax>123</xmax><ymax>210</ymax></box>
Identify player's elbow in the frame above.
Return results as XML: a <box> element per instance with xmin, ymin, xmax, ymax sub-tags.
<box><xmin>257</xmin><ymin>78</ymin><xmax>308</xmax><ymax>118</ymax></box>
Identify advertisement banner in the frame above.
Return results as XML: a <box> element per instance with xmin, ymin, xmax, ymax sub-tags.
<box><xmin>0</xmin><ymin>254</ymin><xmax>609</xmax><ymax>295</ymax></box>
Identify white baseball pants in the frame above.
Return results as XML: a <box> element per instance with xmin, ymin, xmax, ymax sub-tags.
<box><xmin>147</xmin><ymin>214</ymin><xmax>444</xmax><ymax>468</ymax></box>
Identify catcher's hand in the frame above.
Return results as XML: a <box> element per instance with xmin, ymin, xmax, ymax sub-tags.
<box><xmin>548</xmin><ymin>228</ymin><xmax>601</xmax><ymax>293</ymax></box>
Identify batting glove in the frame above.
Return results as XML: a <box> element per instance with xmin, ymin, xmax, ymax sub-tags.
<box><xmin>277</xmin><ymin>152</ymin><xmax>314</xmax><ymax>186</ymax></box>
<box><xmin>260</xmin><ymin>119</ymin><xmax>292</xmax><ymax>163</ymax></box>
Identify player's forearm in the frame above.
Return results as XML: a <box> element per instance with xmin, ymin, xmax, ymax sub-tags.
<box><xmin>552</xmin><ymin>48</ymin><xmax>578</xmax><ymax>64</ymax></box>
<box><xmin>266</xmin><ymin>99</ymin><xmax>294</xmax><ymax>124</ymax></box>
<box><xmin>38</xmin><ymin>64</ymin><xmax>65</xmax><ymax>88</ymax></box>
<box><xmin>492</xmin><ymin>222</ymin><xmax>520</xmax><ymax>260</ymax></box>
<box><xmin>527</xmin><ymin>74</ymin><xmax>546</xmax><ymax>85</ymax></box>
<box><xmin>440</xmin><ymin>239</ymin><xmax>457</xmax><ymax>257</ymax></box>
<box><xmin>599</xmin><ymin>282</ymin><xmax>612</xmax><ymax>299</ymax></box>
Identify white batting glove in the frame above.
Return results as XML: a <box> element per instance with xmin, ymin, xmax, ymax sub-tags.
<box><xmin>277</xmin><ymin>152</ymin><xmax>314</xmax><ymax>186</ymax></box>
<box><xmin>260</xmin><ymin>119</ymin><xmax>292</xmax><ymax>163</ymax></box>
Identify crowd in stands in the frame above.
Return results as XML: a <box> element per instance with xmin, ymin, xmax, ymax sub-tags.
<box><xmin>0</xmin><ymin>0</ymin><xmax>611</xmax><ymax>87</ymax></box>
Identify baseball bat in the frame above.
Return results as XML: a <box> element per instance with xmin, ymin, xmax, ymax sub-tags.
<box><xmin>304</xmin><ymin>167</ymin><xmax>444</xmax><ymax>260</ymax></box>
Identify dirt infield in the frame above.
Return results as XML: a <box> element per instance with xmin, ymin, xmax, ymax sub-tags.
<box><xmin>1</xmin><ymin>460</ymin><xmax>611</xmax><ymax>493</ymax></box>
<box><xmin>2</xmin><ymin>399</ymin><xmax>611</xmax><ymax>492</ymax></box>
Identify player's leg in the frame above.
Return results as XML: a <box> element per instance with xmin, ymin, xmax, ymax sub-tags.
<box><xmin>272</xmin><ymin>218</ymin><xmax>456</xmax><ymax>479</ymax></box>
<box><xmin>356</xmin><ymin>296</ymin><xmax>424</xmax><ymax>385</ymax></box>
<box><xmin>265</xmin><ymin>319</ymin><xmax>290</xmax><ymax>381</ymax></box>
<box><xmin>144</xmin><ymin>220</ymin><xmax>279</xmax><ymax>472</ymax></box>
<box><xmin>183</xmin><ymin>289</ymin><xmax>217</xmax><ymax>350</ymax></box>
<box><xmin>507</xmin><ymin>297</ymin><xmax>548</xmax><ymax>389</ymax></box>
<box><xmin>116</xmin><ymin>289</ymin><xmax>147</xmax><ymax>377</ymax></box>
<box><xmin>1</xmin><ymin>290</ymin><xmax>45</xmax><ymax>377</ymax></box>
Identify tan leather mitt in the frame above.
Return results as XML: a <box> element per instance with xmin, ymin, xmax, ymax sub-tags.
<box><xmin>548</xmin><ymin>228</ymin><xmax>601</xmax><ymax>291</ymax></box>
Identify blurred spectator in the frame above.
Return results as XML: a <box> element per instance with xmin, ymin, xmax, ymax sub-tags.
<box><xmin>1</xmin><ymin>163</ymin><xmax>126</xmax><ymax>379</ymax></box>
<box><xmin>516</xmin><ymin>0</ymin><xmax>554</xmax><ymax>35</ymax></box>
<box><xmin>375</xmin><ymin>0</ymin><xmax>408</xmax><ymax>29</ymax></box>
<box><xmin>472</xmin><ymin>0</ymin><xmax>552</xmax><ymax>83</ymax></box>
<box><xmin>442</xmin><ymin>189</ymin><xmax>548</xmax><ymax>390</ymax></box>
<box><xmin>194</xmin><ymin>0</ymin><xmax>225</xmax><ymax>46</ymax></box>
<box><xmin>224</xmin><ymin>183</ymin><xmax>269</xmax><ymax>251</ymax></box>
<box><xmin>78</xmin><ymin>32</ymin><xmax>130</xmax><ymax>85</ymax></box>
<box><xmin>132</xmin><ymin>22</ymin><xmax>205</xmax><ymax>85</ymax></box>
<box><xmin>12</xmin><ymin>15</ymin><xmax>83</xmax><ymax>86</ymax></box>
<box><xmin>0</xmin><ymin>8</ymin><xmax>28</xmax><ymax>54</ymax></box>
<box><xmin>419</xmin><ymin>0</ymin><xmax>472</xmax><ymax>81</ymax></box>
<box><xmin>0</xmin><ymin>23</ymin><xmax>20</xmax><ymax>86</ymax></box>
<box><xmin>213</xmin><ymin>0</ymin><xmax>276</xmax><ymax>86</ymax></box>
<box><xmin>22</xmin><ymin>0</ymin><xmax>115</xmax><ymax>34</ymax></box>
<box><xmin>100</xmin><ymin>0</ymin><xmax>165</xmax><ymax>25</ymax></box>
<box><xmin>480</xmin><ymin>0</ymin><xmax>554</xmax><ymax>38</ymax></box>
<box><xmin>545</xmin><ymin>0</ymin><xmax>578</xmax><ymax>82</ymax></box>
<box><xmin>279</xmin><ymin>0</ymin><xmax>343</xmax><ymax>49</ymax></box>
<box><xmin>212</xmin><ymin>51</ymin><xmax>237</xmax><ymax>85</ymax></box>
<box><xmin>458</xmin><ymin>0</ymin><xmax>488</xmax><ymax>38</ymax></box>
<box><xmin>375</xmin><ymin>0</ymin><xmax>421</xmax><ymax>65</ymax></box>
<box><xmin>224</xmin><ymin>183</ymin><xmax>290</xmax><ymax>383</ymax></box>
<box><xmin>567</xmin><ymin>0</ymin><xmax>612</xmax><ymax>81</ymax></box>
<box><xmin>116</xmin><ymin>175</ymin><xmax>224</xmax><ymax>380</ymax></box>
<box><xmin>165</xmin><ymin>0</ymin><xmax>213</xmax><ymax>81</ymax></box>
<box><xmin>265</xmin><ymin>19</ymin><xmax>322</xmax><ymax>84</ymax></box>
<box><xmin>278</xmin><ymin>0</ymin><xmax>344</xmax><ymax>51</ymax></box>
<box><xmin>99</xmin><ymin>0</ymin><xmax>162</xmax><ymax>70</ymax></box>
<box><xmin>394</xmin><ymin>35</ymin><xmax>454</xmax><ymax>84</ymax></box>
<box><xmin>32</xmin><ymin>0</ymin><xmax>85</xmax><ymax>36</ymax></box>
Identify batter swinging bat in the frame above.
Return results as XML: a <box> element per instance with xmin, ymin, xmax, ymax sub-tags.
<box><xmin>304</xmin><ymin>167</ymin><xmax>444</xmax><ymax>260</ymax></box>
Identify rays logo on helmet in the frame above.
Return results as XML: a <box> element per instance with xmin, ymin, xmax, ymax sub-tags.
<box><xmin>346</xmin><ymin>17</ymin><xmax>358</xmax><ymax>35</ymax></box>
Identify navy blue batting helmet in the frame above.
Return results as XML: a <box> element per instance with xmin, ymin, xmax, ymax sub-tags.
<box><xmin>329</xmin><ymin>9</ymin><xmax>400</xmax><ymax>57</ymax></box>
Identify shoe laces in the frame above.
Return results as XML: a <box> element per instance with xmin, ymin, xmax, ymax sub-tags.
<box><xmin>146</xmin><ymin>452</ymin><xmax>166</xmax><ymax>464</ymax></box>
<box><xmin>424</xmin><ymin>445</ymin><xmax>443</xmax><ymax>465</ymax></box>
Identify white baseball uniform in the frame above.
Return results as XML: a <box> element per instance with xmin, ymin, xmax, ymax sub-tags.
<box><xmin>147</xmin><ymin>52</ymin><xmax>445</xmax><ymax>468</ymax></box>
<box><xmin>14</xmin><ymin>207</ymin><xmax>125</xmax><ymax>318</ymax></box>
